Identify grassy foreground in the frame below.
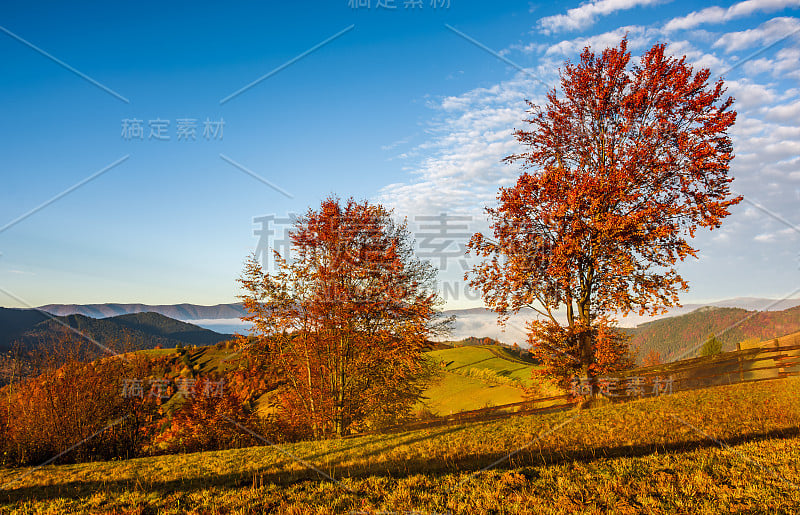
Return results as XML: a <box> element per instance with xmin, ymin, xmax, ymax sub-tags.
<box><xmin>2</xmin><ymin>376</ymin><xmax>799</xmax><ymax>513</ymax></box>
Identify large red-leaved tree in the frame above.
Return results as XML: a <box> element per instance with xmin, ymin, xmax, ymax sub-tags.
<box><xmin>467</xmin><ymin>38</ymin><xmax>741</xmax><ymax>389</ymax></box>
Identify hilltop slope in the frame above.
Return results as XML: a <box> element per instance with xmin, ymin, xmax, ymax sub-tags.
<box><xmin>629</xmin><ymin>305</ymin><xmax>800</xmax><ymax>361</ymax></box>
<box><xmin>38</xmin><ymin>302</ymin><xmax>247</xmax><ymax>320</ymax></box>
<box><xmin>2</xmin><ymin>376</ymin><xmax>798</xmax><ymax>513</ymax></box>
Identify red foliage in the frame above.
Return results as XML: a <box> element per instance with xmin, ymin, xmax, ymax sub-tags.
<box><xmin>642</xmin><ymin>349</ymin><xmax>663</xmax><ymax>367</ymax></box>
<box><xmin>1</xmin><ymin>349</ymin><xmax>160</xmax><ymax>465</ymax></box>
<box><xmin>239</xmin><ymin>197</ymin><xmax>445</xmax><ymax>437</ymax></box>
<box><xmin>468</xmin><ymin>38</ymin><xmax>740</xmax><ymax>386</ymax></box>
<box><xmin>152</xmin><ymin>378</ymin><xmax>264</xmax><ymax>454</ymax></box>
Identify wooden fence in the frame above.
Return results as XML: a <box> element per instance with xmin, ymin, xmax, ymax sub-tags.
<box><xmin>376</xmin><ymin>338</ymin><xmax>800</xmax><ymax>434</ymax></box>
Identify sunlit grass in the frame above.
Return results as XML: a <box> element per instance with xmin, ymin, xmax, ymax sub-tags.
<box><xmin>2</xmin><ymin>376</ymin><xmax>799</xmax><ymax>513</ymax></box>
<box><xmin>416</xmin><ymin>370</ymin><xmax>527</xmax><ymax>415</ymax></box>
<box><xmin>427</xmin><ymin>345</ymin><xmax>538</xmax><ymax>384</ymax></box>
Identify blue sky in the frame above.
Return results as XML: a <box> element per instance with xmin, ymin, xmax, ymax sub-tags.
<box><xmin>1</xmin><ymin>0</ymin><xmax>799</xmax><ymax>311</ymax></box>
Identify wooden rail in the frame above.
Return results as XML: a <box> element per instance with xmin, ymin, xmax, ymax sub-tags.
<box><xmin>368</xmin><ymin>340</ymin><xmax>800</xmax><ymax>435</ymax></box>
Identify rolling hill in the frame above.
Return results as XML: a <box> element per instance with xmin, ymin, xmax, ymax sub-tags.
<box><xmin>628</xmin><ymin>304</ymin><xmax>800</xmax><ymax>362</ymax></box>
<box><xmin>0</xmin><ymin>308</ymin><xmax>234</xmax><ymax>355</ymax></box>
<box><xmin>420</xmin><ymin>345</ymin><xmax>542</xmax><ymax>415</ymax></box>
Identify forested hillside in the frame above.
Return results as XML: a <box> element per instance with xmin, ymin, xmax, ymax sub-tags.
<box><xmin>628</xmin><ymin>305</ymin><xmax>800</xmax><ymax>361</ymax></box>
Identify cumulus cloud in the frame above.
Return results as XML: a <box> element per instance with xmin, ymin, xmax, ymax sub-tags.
<box><xmin>664</xmin><ymin>0</ymin><xmax>800</xmax><ymax>32</ymax></box>
<box><xmin>724</xmin><ymin>79</ymin><xmax>779</xmax><ymax>111</ymax></box>
<box><xmin>754</xmin><ymin>232</ymin><xmax>778</xmax><ymax>242</ymax></box>
<box><xmin>714</xmin><ymin>16</ymin><xmax>800</xmax><ymax>52</ymax></box>
<box><xmin>377</xmin><ymin>74</ymin><xmax>549</xmax><ymax>219</ymax></box>
<box><xmin>543</xmin><ymin>25</ymin><xmax>654</xmax><ymax>56</ymax></box>
<box><xmin>743</xmin><ymin>46</ymin><xmax>800</xmax><ymax>78</ymax></box>
<box><xmin>664</xmin><ymin>39</ymin><xmax>727</xmax><ymax>69</ymax></box>
<box><xmin>536</xmin><ymin>0</ymin><xmax>667</xmax><ymax>35</ymax></box>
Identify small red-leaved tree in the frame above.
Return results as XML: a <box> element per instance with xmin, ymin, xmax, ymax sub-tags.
<box><xmin>468</xmin><ymin>38</ymin><xmax>740</xmax><ymax>391</ymax></box>
<box><xmin>239</xmin><ymin>196</ymin><xmax>446</xmax><ymax>437</ymax></box>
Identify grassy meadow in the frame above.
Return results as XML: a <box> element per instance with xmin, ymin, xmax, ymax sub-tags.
<box><xmin>2</xmin><ymin>374</ymin><xmax>799</xmax><ymax>513</ymax></box>
<box><xmin>141</xmin><ymin>343</ymin><xmax>546</xmax><ymax>416</ymax></box>
<box><xmin>418</xmin><ymin>345</ymin><xmax>556</xmax><ymax>415</ymax></box>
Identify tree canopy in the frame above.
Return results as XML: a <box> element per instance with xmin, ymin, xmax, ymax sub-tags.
<box><xmin>239</xmin><ymin>196</ymin><xmax>447</xmax><ymax>437</ymax></box>
<box><xmin>467</xmin><ymin>38</ymin><xmax>741</xmax><ymax>386</ymax></box>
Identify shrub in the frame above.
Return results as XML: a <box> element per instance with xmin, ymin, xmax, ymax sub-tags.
<box><xmin>1</xmin><ymin>348</ymin><xmax>160</xmax><ymax>465</ymax></box>
<box><xmin>700</xmin><ymin>334</ymin><xmax>723</xmax><ymax>357</ymax></box>
<box><xmin>642</xmin><ymin>350</ymin><xmax>662</xmax><ymax>367</ymax></box>
<box><xmin>151</xmin><ymin>378</ymin><xmax>264</xmax><ymax>454</ymax></box>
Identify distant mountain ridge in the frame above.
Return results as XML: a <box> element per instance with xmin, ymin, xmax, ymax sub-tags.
<box><xmin>37</xmin><ymin>297</ymin><xmax>800</xmax><ymax>322</ymax></box>
<box><xmin>38</xmin><ymin>303</ymin><xmax>247</xmax><ymax>320</ymax></box>
<box><xmin>0</xmin><ymin>308</ymin><xmax>234</xmax><ymax>354</ymax></box>
<box><xmin>22</xmin><ymin>298</ymin><xmax>800</xmax><ymax>361</ymax></box>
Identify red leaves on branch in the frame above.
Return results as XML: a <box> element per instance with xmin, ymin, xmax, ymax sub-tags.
<box><xmin>468</xmin><ymin>38</ymin><xmax>741</xmax><ymax>386</ymax></box>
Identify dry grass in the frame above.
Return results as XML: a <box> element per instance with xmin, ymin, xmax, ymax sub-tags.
<box><xmin>1</xmin><ymin>376</ymin><xmax>799</xmax><ymax>513</ymax></box>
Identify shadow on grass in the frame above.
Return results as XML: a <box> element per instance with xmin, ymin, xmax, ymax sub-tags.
<box><xmin>2</xmin><ymin>425</ymin><xmax>797</xmax><ymax>505</ymax></box>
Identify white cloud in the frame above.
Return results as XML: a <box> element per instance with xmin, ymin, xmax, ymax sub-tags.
<box><xmin>381</xmin><ymin>135</ymin><xmax>416</xmax><ymax>151</ymax></box>
<box><xmin>536</xmin><ymin>0</ymin><xmax>667</xmax><ymax>35</ymax></box>
<box><xmin>664</xmin><ymin>0</ymin><xmax>800</xmax><ymax>32</ymax></box>
<box><xmin>754</xmin><ymin>232</ymin><xmax>778</xmax><ymax>242</ymax></box>
<box><xmin>743</xmin><ymin>45</ymin><xmax>800</xmax><ymax>77</ymax></box>
<box><xmin>543</xmin><ymin>25</ymin><xmax>653</xmax><ymax>56</ymax></box>
<box><xmin>378</xmin><ymin>74</ymin><xmax>548</xmax><ymax>219</ymax></box>
<box><xmin>778</xmin><ymin>227</ymin><xmax>800</xmax><ymax>237</ymax></box>
<box><xmin>714</xmin><ymin>16</ymin><xmax>800</xmax><ymax>52</ymax></box>
<box><xmin>664</xmin><ymin>39</ymin><xmax>726</xmax><ymax>69</ymax></box>
<box><xmin>712</xmin><ymin>231</ymin><xmax>731</xmax><ymax>243</ymax></box>
<box><xmin>724</xmin><ymin>79</ymin><xmax>778</xmax><ymax>111</ymax></box>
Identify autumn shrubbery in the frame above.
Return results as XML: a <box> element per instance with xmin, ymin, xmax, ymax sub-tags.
<box><xmin>152</xmin><ymin>378</ymin><xmax>264</xmax><ymax>454</ymax></box>
<box><xmin>0</xmin><ymin>334</ymin><xmax>283</xmax><ymax>467</ymax></box>
<box><xmin>0</xmin><ymin>339</ymin><xmax>160</xmax><ymax>466</ymax></box>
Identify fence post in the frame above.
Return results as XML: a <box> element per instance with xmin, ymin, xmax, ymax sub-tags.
<box><xmin>737</xmin><ymin>341</ymin><xmax>744</xmax><ymax>382</ymax></box>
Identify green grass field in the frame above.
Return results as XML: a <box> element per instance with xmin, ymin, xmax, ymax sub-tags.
<box><xmin>2</xmin><ymin>376</ymin><xmax>799</xmax><ymax>513</ymax></box>
<box><xmin>418</xmin><ymin>345</ymin><xmax>564</xmax><ymax>415</ymax></box>
<box><xmin>417</xmin><ymin>370</ymin><xmax>527</xmax><ymax>414</ymax></box>
<box><xmin>427</xmin><ymin>345</ymin><xmax>537</xmax><ymax>385</ymax></box>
